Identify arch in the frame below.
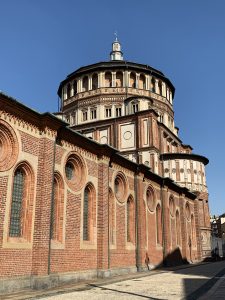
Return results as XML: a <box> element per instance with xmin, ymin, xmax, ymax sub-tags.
<box><xmin>158</xmin><ymin>81</ymin><xmax>162</xmax><ymax>95</ymax></box>
<box><xmin>73</xmin><ymin>80</ymin><xmax>77</xmax><ymax>95</ymax></box>
<box><xmin>151</xmin><ymin>77</ymin><xmax>156</xmax><ymax>93</ymax></box>
<box><xmin>127</xmin><ymin>195</ymin><xmax>135</xmax><ymax>244</ymax></box>
<box><xmin>9</xmin><ymin>161</ymin><xmax>34</xmax><ymax>241</ymax></box>
<box><xmin>83</xmin><ymin>183</ymin><xmax>96</xmax><ymax>242</ymax></box>
<box><xmin>105</xmin><ymin>72</ymin><xmax>112</xmax><ymax>87</ymax></box>
<box><xmin>51</xmin><ymin>172</ymin><xmax>64</xmax><ymax>243</ymax></box>
<box><xmin>156</xmin><ymin>204</ymin><xmax>162</xmax><ymax>245</ymax></box>
<box><xmin>109</xmin><ymin>188</ymin><xmax>116</xmax><ymax>245</ymax></box>
<box><xmin>139</xmin><ymin>74</ymin><xmax>146</xmax><ymax>89</ymax></box>
<box><xmin>66</xmin><ymin>83</ymin><xmax>71</xmax><ymax>99</ymax></box>
<box><xmin>130</xmin><ymin>72</ymin><xmax>136</xmax><ymax>88</ymax></box>
<box><xmin>116</xmin><ymin>71</ymin><xmax>123</xmax><ymax>87</ymax></box>
<box><xmin>92</xmin><ymin>73</ymin><xmax>98</xmax><ymax>90</ymax></box>
<box><xmin>191</xmin><ymin>214</ymin><xmax>196</xmax><ymax>247</ymax></box>
<box><xmin>82</xmin><ymin>76</ymin><xmax>88</xmax><ymax>92</ymax></box>
<box><xmin>175</xmin><ymin>210</ymin><xmax>181</xmax><ymax>246</ymax></box>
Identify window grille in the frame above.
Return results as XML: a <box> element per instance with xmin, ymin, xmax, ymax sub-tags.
<box><xmin>9</xmin><ymin>169</ymin><xmax>25</xmax><ymax>237</ymax></box>
<box><xmin>83</xmin><ymin>187</ymin><xmax>89</xmax><ymax>240</ymax></box>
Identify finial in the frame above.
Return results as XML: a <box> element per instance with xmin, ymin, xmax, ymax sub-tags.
<box><xmin>114</xmin><ymin>30</ymin><xmax>118</xmax><ymax>41</ymax></box>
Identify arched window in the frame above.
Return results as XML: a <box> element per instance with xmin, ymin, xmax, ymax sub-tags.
<box><xmin>109</xmin><ymin>188</ymin><xmax>116</xmax><ymax>245</ymax></box>
<box><xmin>51</xmin><ymin>172</ymin><xmax>64</xmax><ymax>243</ymax></box>
<box><xmin>127</xmin><ymin>196</ymin><xmax>135</xmax><ymax>243</ymax></box>
<box><xmin>73</xmin><ymin>80</ymin><xmax>77</xmax><ymax>95</ymax></box>
<box><xmin>82</xmin><ymin>76</ymin><xmax>88</xmax><ymax>92</ymax></box>
<box><xmin>139</xmin><ymin>74</ymin><xmax>146</xmax><ymax>89</ymax></box>
<box><xmin>67</xmin><ymin>83</ymin><xmax>71</xmax><ymax>99</ymax></box>
<box><xmin>83</xmin><ymin>184</ymin><xmax>96</xmax><ymax>242</ymax></box>
<box><xmin>191</xmin><ymin>214</ymin><xmax>196</xmax><ymax>247</ymax></box>
<box><xmin>176</xmin><ymin>210</ymin><xmax>181</xmax><ymax>246</ymax></box>
<box><xmin>151</xmin><ymin>77</ymin><xmax>155</xmax><ymax>93</ymax></box>
<box><xmin>158</xmin><ymin>81</ymin><xmax>162</xmax><ymax>95</ymax></box>
<box><xmin>156</xmin><ymin>204</ymin><xmax>162</xmax><ymax>245</ymax></box>
<box><xmin>92</xmin><ymin>73</ymin><xmax>98</xmax><ymax>90</ymax></box>
<box><xmin>130</xmin><ymin>72</ymin><xmax>136</xmax><ymax>88</ymax></box>
<box><xmin>116</xmin><ymin>72</ymin><xmax>123</xmax><ymax>87</ymax></box>
<box><xmin>9</xmin><ymin>162</ymin><xmax>34</xmax><ymax>241</ymax></box>
<box><xmin>105</xmin><ymin>72</ymin><xmax>112</xmax><ymax>87</ymax></box>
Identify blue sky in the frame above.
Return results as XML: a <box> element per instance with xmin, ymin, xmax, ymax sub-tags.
<box><xmin>0</xmin><ymin>0</ymin><xmax>224</xmax><ymax>215</ymax></box>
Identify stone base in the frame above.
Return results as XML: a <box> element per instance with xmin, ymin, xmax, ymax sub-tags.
<box><xmin>0</xmin><ymin>266</ymin><xmax>141</xmax><ymax>295</ymax></box>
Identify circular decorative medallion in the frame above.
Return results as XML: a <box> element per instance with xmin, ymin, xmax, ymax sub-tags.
<box><xmin>100</xmin><ymin>136</ymin><xmax>107</xmax><ymax>144</ymax></box>
<box><xmin>0</xmin><ymin>120</ymin><xmax>18</xmax><ymax>171</ymax></box>
<box><xmin>123</xmin><ymin>131</ymin><xmax>132</xmax><ymax>140</ymax></box>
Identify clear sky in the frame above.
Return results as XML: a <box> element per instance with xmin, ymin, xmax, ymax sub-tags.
<box><xmin>0</xmin><ymin>0</ymin><xmax>224</xmax><ymax>215</ymax></box>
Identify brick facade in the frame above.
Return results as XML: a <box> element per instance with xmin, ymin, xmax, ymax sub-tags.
<box><xmin>0</xmin><ymin>92</ymin><xmax>211</xmax><ymax>294</ymax></box>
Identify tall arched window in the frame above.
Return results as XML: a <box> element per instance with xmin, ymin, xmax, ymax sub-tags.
<box><xmin>92</xmin><ymin>73</ymin><xmax>98</xmax><ymax>90</ymax></box>
<box><xmin>127</xmin><ymin>196</ymin><xmax>135</xmax><ymax>243</ymax></box>
<box><xmin>105</xmin><ymin>72</ymin><xmax>112</xmax><ymax>87</ymax></box>
<box><xmin>67</xmin><ymin>83</ymin><xmax>71</xmax><ymax>99</ymax></box>
<box><xmin>82</xmin><ymin>76</ymin><xmax>88</xmax><ymax>92</ymax></box>
<box><xmin>130</xmin><ymin>72</ymin><xmax>136</xmax><ymax>88</ymax></box>
<box><xmin>83</xmin><ymin>183</ymin><xmax>96</xmax><ymax>242</ymax></box>
<box><xmin>175</xmin><ymin>210</ymin><xmax>181</xmax><ymax>246</ymax></box>
<box><xmin>109</xmin><ymin>188</ymin><xmax>116</xmax><ymax>245</ymax></box>
<box><xmin>116</xmin><ymin>72</ymin><xmax>123</xmax><ymax>87</ymax></box>
<box><xmin>156</xmin><ymin>204</ymin><xmax>162</xmax><ymax>245</ymax></box>
<box><xmin>139</xmin><ymin>74</ymin><xmax>146</xmax><ymax>89</ymax></box>
<box><xmin>191</xmin><ymin>214</ymin><xmax>196</xmax><ymax>247</ymax></box>
<box><xmin>9</xmin><ymin>162</ymin><xmax>34</xmax><ymax>241</ymax></box>
<box><xmin>51</xmin><ymin>172</ymin><xmax>64</xmax><ymax>243</ymax></box>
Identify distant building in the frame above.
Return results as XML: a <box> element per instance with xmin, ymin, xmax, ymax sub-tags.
<box><xmin>210</xmin><ymin>214</ymin><xmax>225</xmax><ymax>257</ymax></box>
<box><xmin>0</xmin><ymin>38</ymin><xmax>211</xmax><ymax>294</ymax></box>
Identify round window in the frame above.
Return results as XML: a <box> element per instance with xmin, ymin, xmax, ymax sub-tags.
<box><xmin>114</xmin><ymin>172</ymin><xmax>128</xmax><ymax>203</ymax></box>
<box><xmin>0</xmin><ymin>120</ymin><xmax>18</xmax><ymax>171</ymax></box>
<box><xmin>146</xmin><ymin>187</ymin><xmax>155</xmax><ymax>212</ymax></box>
<box><xmin>64</xmin><ymin>152</ymin><xmax>87</xmax><ymax>191</ymax></box>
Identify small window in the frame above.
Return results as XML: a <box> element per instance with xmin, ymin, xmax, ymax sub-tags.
<box><xmin>132</xmin><ymin>102</ymin><xmax>139</xmax><ymax>113</ymax></box>
<box><xmin>91</xmin><ymin>109</ymin><xmax>97</xmax><ymax>120</ymax></box>
<box><xmin>105</xmin><ymin>107</ymin><xmax>112</xmax><ymax>118</ymax></box>
<box><xmin>67</xmin><ymin>83</ymin><xmax>71</xmax><ymax>99</ymax></box>
<box><xmin>73</xmin><ymin>80</ymin><xmax>77</xmax><ymax>95</ymax></box>
<box><xmin>130</xmin><ymin>72</ymin><xmax>136</xmax><ymax>88</ymax></box>
<box><xmin>92</xmin><ymin>73</ymin><xmax>98</xmax><ymax>90</ymax></box>
<box><xmin>82</xmin><ymin>111</ymin><xmax>88</xmax><ymax>121</ymax></box>
<box><xmin>116</xmin><ymin>107</ymin><xmax>122</xmax><ymax>117</ymax></box>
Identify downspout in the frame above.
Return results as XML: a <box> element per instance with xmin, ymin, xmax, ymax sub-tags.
<box><xmin>107</xmin><ymin>157</ymin><xmax>112</xmax><ymax>270</ymax></box>
<box><xmin>160</xmin><ymin>178</ymin><xmax>167</xmax><ymax>266</ymax></box>
<box><xmin>135</xmin><ymin>166</ymin><xmax>140</xmax><ymax>271</ymax></box>
<box><xmin>47</xmin><ymin>132</ymin><xmax>58</xmax><ymax>275</ymax></box>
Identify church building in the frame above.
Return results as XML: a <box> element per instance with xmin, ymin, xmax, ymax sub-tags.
<box><xmin>0</xmin><ymin>38</ymin><xmax>211</xmax><ymax>294</ymax></box>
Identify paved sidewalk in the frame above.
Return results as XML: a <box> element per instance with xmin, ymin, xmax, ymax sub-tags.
<box><xmin>199</xmin><ymin>276</ymin><xmax>225</xmax><ymax>299</ymax></box>
<box><xmin>2</xmin><ymin>261</ymin><xmax>225</xmax><ymax>300</ymax></box>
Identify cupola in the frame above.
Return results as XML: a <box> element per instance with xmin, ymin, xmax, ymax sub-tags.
<box><xmin>110</xmin><ymin>33</ymin><xmax>123</xmax><ymax>61</ymax></box>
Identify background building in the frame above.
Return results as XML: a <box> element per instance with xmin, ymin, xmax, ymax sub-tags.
<box><xmin>0</xmin><ymin>40</ymin><xmax>211</xmax><ymax>294</ymax></box>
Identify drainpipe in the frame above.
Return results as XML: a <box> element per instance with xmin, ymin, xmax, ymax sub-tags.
<box><xmin>160</xmin><ymin>178</ymin><xmax>166</xmax><ymax>266</ymax></box>
<box><xmin>47</xmin><ymin>133</ymin><xmax>58</xmax><ymax>275</ymax></box>
<box><xmin>135</xmin><ymin>166</ymin><xmax>140</xmax><ymax>271</ymax></box>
